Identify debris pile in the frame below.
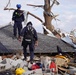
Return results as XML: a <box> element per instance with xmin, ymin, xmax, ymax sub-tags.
<box><xmin>0</xmin><ymin>54</ymin><xmax>76</xmax><ymax>75</ymax></box>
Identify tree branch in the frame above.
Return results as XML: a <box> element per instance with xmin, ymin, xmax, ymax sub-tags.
<box><xmin>27</xmin><ymin>4</ymin><xmax>44</xmax><ymax>8</ymax></box>
<box><xmin>51</xmin><ymin>0</ymin><xmax>60</xmax><ymax>8</ymax></box>
<box><xmin>4</xmin><ymin>7</ymin><xmax>16</xmax><ymax>10</ymax></box>
<box><xmin>51</xmin><ymin>0</ymin><xmax>56</xmax><ymax>8</ymax></box>
<box><xmin>5</xmin><ymin>0</ymin><xmax>11</xmax><ymax>8</ymax></box>
<box><xmin>4</xmin><ymin>7</ymin><xmax>43</xmax><ymax>23</ymax></box>
<box><xmin>52</xmin><ymin>14</ymin><xmax>59</xmax><ymax>19</ymax></box>
<box><xmin>28</xmin><ymin>12</ymin><xmax>43</xmax><ymax>23</ymax></box>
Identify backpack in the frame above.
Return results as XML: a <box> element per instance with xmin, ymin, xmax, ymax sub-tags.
<box><xmin>15</xmin><ymin>10</ymin><xmax>23</xmax><ymax>18</ymax></box>
<box><xmin>13</xmin><ymin>10</ymin><xmax>24</xmax><ymax>22</ymax></box>
<box><xmin>23</xmin><ymin>25</ymin><xmax>34</xmax><ymax>44</ymax></box>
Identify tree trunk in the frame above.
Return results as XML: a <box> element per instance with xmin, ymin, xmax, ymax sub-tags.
<box><xmin>43</xmin><ymin>0</ymin><xmax>54</xmax><ymax>34</ymax></box>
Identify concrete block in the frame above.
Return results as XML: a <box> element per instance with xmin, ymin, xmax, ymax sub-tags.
<box><xmin>22</xmin><ymin>70</ymin><xmax>34</xmax><ymax>75</ymax></box>
<box><xmin>20</xmin><ymin>61</ymin><xmax>27</xmax><ymax>68</ymax></box>
<box><xmin>0</xmin><ymin>64</ymin><xmax>6</xmax><ymax>72</ymax></box>
<box><xmin>33</xmin><ymin>69</ymin><xmax>42</xmax><ymax>74</ymax></box>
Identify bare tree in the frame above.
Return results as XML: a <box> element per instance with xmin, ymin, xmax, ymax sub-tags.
<box><xmin>4</xmin><ymin>0</ymin><xmax>60</xmax><ymax>35</ymax></box>
<box><xmin>27</xmin><ymin>0</ymin><xmax>60</xmax><ymax>34</ymax></box>
<box><xmin>4</xmin><ymin>0</ymin><xmax>43</xmax><ymax>23</ymax></box>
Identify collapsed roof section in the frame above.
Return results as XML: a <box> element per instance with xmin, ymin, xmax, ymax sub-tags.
<box><xmin>61</xmin><ymin>36</ymin><xmax>76</xmax><ymax>48</ymax></box>
<box><xmin>0</xmin><ymin>42</ymin><xmax>12</xmax><ymax>54</ymax></box>
<box><xmin>0</xmin><ymin>25</ymin><xmax>75</xmax><ymax>54</ymax></box>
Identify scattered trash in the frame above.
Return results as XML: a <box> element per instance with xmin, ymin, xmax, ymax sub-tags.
<box><xmin>0</xmin><ymin>54</ymin><xmax>76</xmax><ymax>75</ymax></box>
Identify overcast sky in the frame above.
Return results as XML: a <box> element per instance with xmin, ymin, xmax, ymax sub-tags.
<box><xmin>0</xmin><ymin>0</ymin><xmax>76</xmax><ymax>34</ymax></box>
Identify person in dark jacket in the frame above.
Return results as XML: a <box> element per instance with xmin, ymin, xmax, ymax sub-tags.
<box><xmin>20</xmin><ymin>21</ymin><xmax>38</xmax><ymax>62</ymax></box>
<box><xmin>12</xmin><ymin>4</ymin><xmax>25</xmax><ymax>39</ymax></box>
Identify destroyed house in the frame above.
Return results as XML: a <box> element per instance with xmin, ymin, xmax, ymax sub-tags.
<box><xmin>0</xmin><ymin>25</ymin><xmax>75</xmax><ymax>54</ymax></box>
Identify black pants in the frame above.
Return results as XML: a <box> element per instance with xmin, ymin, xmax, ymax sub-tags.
<box><xmin>22</xmin><ymin>41</ymin><xmax>35</xmax><ymax>61</ymax></box>
<box><xmin>13</xmin><ymin>21</ymin><xmax>22</xmax><ymax>37</ymax></box>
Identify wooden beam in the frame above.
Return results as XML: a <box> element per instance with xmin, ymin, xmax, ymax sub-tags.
<box><xmin>68</xmin><ymin>62</ymin><xmax>76</xmax><ymax>67</ymax></box>
<box><xmin>58</xmin><ymin>66</ymin><xmax>70</xmax><ymax>74</ymax></box>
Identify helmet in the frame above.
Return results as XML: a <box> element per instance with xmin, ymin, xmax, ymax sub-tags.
<box><xmin>27</xmin><ymin>21</ymin><xmax>32</xmax><ymax>26</ymax></box>
<box><xmin>16</xmin><ymin>4</ymin><xmax>21</xmax><ymax>9</ymax></box>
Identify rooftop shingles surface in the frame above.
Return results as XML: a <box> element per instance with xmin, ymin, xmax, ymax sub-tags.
<box><xmin>0</xmin><ymin>25</ymin><xmax>75</xmax><ymax>54</ymax></box>
<box><xmin>0</xmin><ymin>42</ymin><xmax>10</xmax><ymax>53</ymax></box>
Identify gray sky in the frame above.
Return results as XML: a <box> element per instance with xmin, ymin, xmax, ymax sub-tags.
<box><xmin>0</xmin><ymin>0</ymin><xmax>76</xmax><ymax>34</ymax></box>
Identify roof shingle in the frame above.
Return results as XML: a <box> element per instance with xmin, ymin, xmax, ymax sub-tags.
<box><xmin>0</xmin><ymin>25</ymin><xmax>75</xmax><ymax>54</ymax></box>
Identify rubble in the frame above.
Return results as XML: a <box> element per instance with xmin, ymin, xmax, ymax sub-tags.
<box><xmin>0</xmin><ymin>54</ymin><xmax>76</xmax><ymax>75</ymax></box>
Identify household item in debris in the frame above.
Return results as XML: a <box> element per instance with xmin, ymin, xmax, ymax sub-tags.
<box><xmin>49</xmin><ymin>58</ymin><xmax>57</xmax><ymax>75</ymax></box>
<box><xmin>16</xmin><ymin>68</ymin><xmax>25</xmax><ymax>75</ymax></box>
<box><xmin>55</xmin><ymin>55</ymin><xmax>70</xmax><ymax>63</ymax></box>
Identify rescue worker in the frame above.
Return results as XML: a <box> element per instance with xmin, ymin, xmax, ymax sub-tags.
<box><xmin>21</xmin><ymin>21</ymin><xmax>38</xmax><ymax>62</ymax></box>
<box><xmin>12</xmin><ymin>4</ymin><xmax>25</xmax><ymax>39</ymax></box>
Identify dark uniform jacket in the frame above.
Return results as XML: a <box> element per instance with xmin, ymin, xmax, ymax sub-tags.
<box><xmin>21</xmin><ymin>26</ymin><xmax>38</xmax><ymax>46</ymax></box>
<box><xmin>12</xmin><ymin>9</ymin><xmax>24</xmax><ymax>22</ymax></box>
